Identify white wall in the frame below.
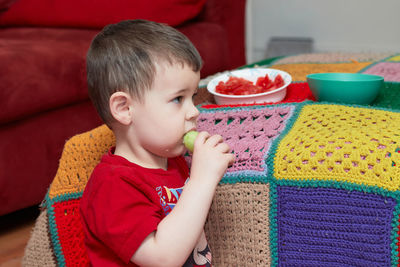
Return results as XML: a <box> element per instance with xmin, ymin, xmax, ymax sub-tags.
<box><xmin>246</xmin><ymin>0</ymin><xmax>400</xmax><ymax>63</ymax></box>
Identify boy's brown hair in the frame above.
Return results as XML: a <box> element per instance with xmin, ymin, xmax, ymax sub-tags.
<box><xmin>86</xmin><ymin>19</ymin><xmax>202</xmax><ymax>125</ymax></box>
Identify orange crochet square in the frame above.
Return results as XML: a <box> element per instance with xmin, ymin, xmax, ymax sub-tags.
<box><xmin>270</xmin><ymin>62</ymin><xmax>371</xmax><ymax>82</ymax></box>
<box><xmin>48</xmin><ymin>124</ymin><xmax>115</xmax><ymax>199</ymax></box>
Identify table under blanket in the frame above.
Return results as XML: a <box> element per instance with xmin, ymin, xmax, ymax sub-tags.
<box><xmin>24</xmin><ymin>52</ymin><xmax>400</xmax><ymax>266</ymax></box>
<box><xmin>201</xmin><ymin>101</ymin><xmax>400</xmax><ymax>266</ymax></box>
<box><xmin>194</xmin><ymin>52</ymin><xmax>400</xmax><ymax>265</ymax></box>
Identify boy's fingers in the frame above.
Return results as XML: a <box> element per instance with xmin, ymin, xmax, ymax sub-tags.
<box><xmin>205</xmin><ymin>134</ymin><xmax>223</xmax><ymax>147</ymax></box>
<box><xmin>217</xmin><ymin>142</ymin><xmax>231</xmax><ymax>153</ymax></box>
<box><xmin>195</xmin><ymin>131</ymin><xmax>210</xmax><ymax>145</ymax></box>
<box><xmin>226</xmin><ymin>153</ymin><xmax>235</xmax><ymax>165</ymax></box>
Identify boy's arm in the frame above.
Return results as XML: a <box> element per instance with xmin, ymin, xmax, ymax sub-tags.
<box><xmin>131</xmin><ymin>132</ymin><xmax>234</xmax><ymax>267</ymax></box>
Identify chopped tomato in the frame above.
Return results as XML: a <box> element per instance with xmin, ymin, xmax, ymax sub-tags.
<box><xmin>215</xmin><ymin>74</ymin><xmax>285</xmax><ymax>96</ymax></box>
<box><xmin>274</xmin><ymin>74</ymin><xmax>285</xmax><ymax>88</ymax></box>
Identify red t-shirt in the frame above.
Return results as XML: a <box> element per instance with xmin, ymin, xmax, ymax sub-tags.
<box><xmin>80</xmin><ymin>149</ymin><xmax>211</xmax><ymax>266</ymax></box>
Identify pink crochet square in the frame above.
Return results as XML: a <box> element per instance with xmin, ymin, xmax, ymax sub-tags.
<box><xmin>362</xmin><ymin>62</ymin><xmax>400</xmax><ymax>82</ymax></box>
<box><xmin>197</xmin><ymin>106</ymin><xmax>294</xmax><ymax>174</ymax></box>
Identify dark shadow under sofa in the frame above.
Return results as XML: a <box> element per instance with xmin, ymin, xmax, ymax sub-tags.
<box><xmin>0</xmin><ymin>0</ymin><xmax>246</xmax><ymax>215</ymax></box>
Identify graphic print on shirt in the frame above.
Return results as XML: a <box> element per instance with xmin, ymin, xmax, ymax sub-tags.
<box><xmin>155</xmin><ymin>180</ymin><xmax>186</xmax><ymax>215</ymax></box>
<box><xmin>155</xmin><ymin>179</ymin><xmax>211</xmax><ymax>266</ymax></box>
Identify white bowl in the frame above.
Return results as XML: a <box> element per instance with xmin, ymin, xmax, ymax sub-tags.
<box><xmin>207</xmin><ymin>68</ymin><xmax>292</xmax><ymax>105</ymax></box>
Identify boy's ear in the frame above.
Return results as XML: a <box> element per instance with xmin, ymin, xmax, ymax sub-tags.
<box><xmin>109</xmin><ymin>92</ymin><xmax>133</xmax><ymax>125</ymax></box>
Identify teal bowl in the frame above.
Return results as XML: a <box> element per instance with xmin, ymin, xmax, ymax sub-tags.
<box><xmin>306</xmin><ymin>73</ymin><xmax>383</xmax><ymax>104</ymax></box>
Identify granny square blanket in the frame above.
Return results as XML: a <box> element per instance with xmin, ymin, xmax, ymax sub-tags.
<box><xmin>37</xmin><ymin>52</ymin><xmax>400</xmax><ymax>266</ymax></box>
<box><xmin>200</xmin><ymin>102</ymin><xmax>400</xmax><ymax>266</ymax></box>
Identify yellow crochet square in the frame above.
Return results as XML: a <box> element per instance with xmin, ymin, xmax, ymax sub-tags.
<box><xmin>387</xmin><ymin>55</ymin><xmax>400</xmax><ymax>62</ymax></box>
<box><xmin>270</xmin><ymin>62</ymin><xmax>371</xmax><ymax>82</ymax></box>
<box><xmin>274</xmin><ymin>104</ymin><xmax>400</xmax><ymax>191</ymax></box>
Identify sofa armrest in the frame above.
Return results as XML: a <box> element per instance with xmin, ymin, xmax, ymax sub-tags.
<box><xmin>198</xmin><ymin>0</ymin><xmax>247</xmax><ymax>70</ymax></box>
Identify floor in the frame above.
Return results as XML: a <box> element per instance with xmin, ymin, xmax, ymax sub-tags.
<box><xmin>0</xmin><ymin>206</ymin><xmax>39</xmax><ymax>267</ymax></box>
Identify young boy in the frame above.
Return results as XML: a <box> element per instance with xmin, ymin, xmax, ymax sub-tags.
<box><xmin>80</xmin><ymin>19</ymin><xmax>234</xmax><ymax>266</ymax></box>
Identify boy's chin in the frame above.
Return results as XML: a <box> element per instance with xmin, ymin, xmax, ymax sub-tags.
<box><xmin>158</xmin><ymin>145</ymin><xmax>186</xmax><ymax>158</ymax></box>
<box><xmin>176</xmin><ymin>145</ymin><xmax>189</xmax><ymax>157</ymax></box>
<box><xmin>177</xmin><ymin>146</ymin><xmax>188</xmax><ymax>156</ymax></box>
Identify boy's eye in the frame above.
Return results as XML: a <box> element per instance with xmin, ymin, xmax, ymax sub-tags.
<box><xmin>172</xmin><ymin>96</ymin><xmax>183</xmax><ymax>103</ymax></box>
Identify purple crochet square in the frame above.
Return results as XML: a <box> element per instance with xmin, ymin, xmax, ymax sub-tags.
<box><xmin>362</xmin><ymin>62</ymin><xmax>400</xmax><ymax>82</ymax></box>
<box><xmin>197</xmin><ymin>106</ymin><xmax>294</xmax><ymax>174</ymax></box>
<box><xmin>276</xmin><ymin>186</ymin><xmax>396</xmax><ymax>266</ymax></box>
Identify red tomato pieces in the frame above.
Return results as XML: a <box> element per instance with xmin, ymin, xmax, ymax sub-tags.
<box><xmin>215</xmin><ymin>74</ymin><xmax>285</xmax><ymax>96</ymax></box>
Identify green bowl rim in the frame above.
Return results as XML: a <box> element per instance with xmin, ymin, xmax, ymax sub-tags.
<box><xmin>306</xmin><ymin>72</ymin><xmax>384</xmax><ymax>82</ymax></box>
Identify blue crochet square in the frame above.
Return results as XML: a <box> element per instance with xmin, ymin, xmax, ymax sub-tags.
<box><xmin>276</xmin><ymin>186</ymin><xmax>396</xmax><ymax>266</ymax></box>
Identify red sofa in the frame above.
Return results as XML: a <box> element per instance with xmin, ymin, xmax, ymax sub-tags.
<box><xmin>0</xmin><ymin>0</ymin><xmax>246</xmax><ymax>215</ymax></box>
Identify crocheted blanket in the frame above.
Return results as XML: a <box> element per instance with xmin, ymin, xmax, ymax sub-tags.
<box><xmin>200</xmin><ymin>102</ymin><xmax>400</xmax><ymax>266</ymax></box>
<box><xmin>24</xmin><ymin>52</ymin><xmax>400</xmax><ymax>266</ymax></box>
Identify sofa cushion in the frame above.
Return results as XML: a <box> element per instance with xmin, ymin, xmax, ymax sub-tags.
<box><xmin>0</xmin><ymin>100</ymin><xmax>102</xmax><ymax>215</ymax></box>
<box><xmin>0</xmin><ymin>27</ymin><xmax>97</xmax><ymax>124</ymax></box>
<box><xmin>0</xmin><ymin>0</ymin><xmax>206</xmax><ymax>28</ymax></box>
<box><xmin>0</xmin><ymin>22</ymin><xmax>227</xmax><ymax>123</ymax></box>
<box><xmin>0</xmin><ymin>0</ymin><xmax>15</xmax><ymax>11</ymax></box>
<box><xmin>179</xmin><ymin>22</ymin><xmax>229</xmax><ymax>79</ymax></box>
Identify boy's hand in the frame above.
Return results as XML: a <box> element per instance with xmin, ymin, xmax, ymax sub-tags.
<box><xmin>190</xmin><ymin>131</ymin><xmax>234</xmax><ymax>185</ymax></box>
<box><xmin>133</xmin><ymin>131</ymin><xmax>233</xmax><ymax>266</ymax></box>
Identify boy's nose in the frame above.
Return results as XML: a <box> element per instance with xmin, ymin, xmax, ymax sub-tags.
<box><xmin>187</xmin><ymin>103</ymin><xmax>200</xmax><ymax>120</ymax></box>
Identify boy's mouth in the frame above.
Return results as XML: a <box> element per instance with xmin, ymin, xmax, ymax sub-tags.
<box><xmin>183</xmin><ymin>130</ymin><xmax>198</xmax><ymax>152</ymax></box>
<box><xmin>185</xmin><ymin>127</ymin><xmax>197</xmax><ymax>135</ymax></box>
